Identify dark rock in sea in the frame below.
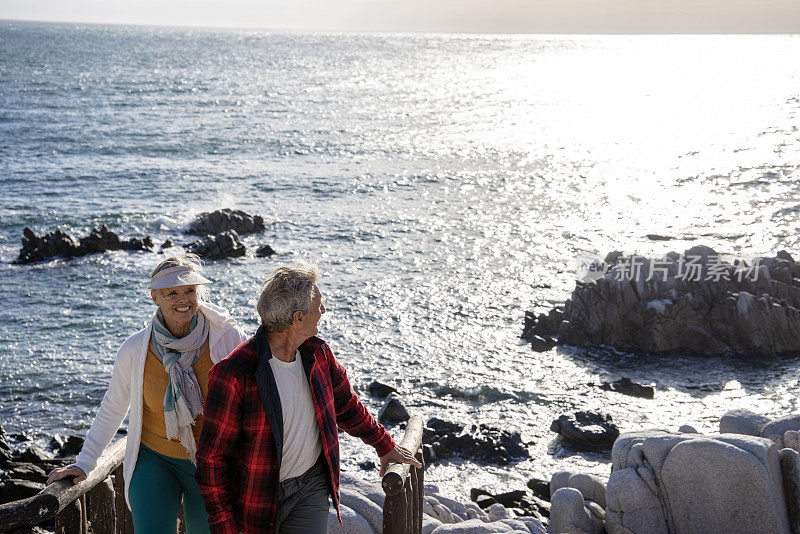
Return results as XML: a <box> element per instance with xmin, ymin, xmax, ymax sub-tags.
<box><xmin>0</xmin><ymin>479</ymin><xmax>45</xmax><ymax>503</ymax></box>
<box><xmin>7</xmin><ymin>462</ymin><xmax>47</xmax><ymax>484</ymax></box>
<box><xmin>599</xmin><ymin>377</ymin><xmax>655</xmax><ymax>399</ymax></box>
<box><xmin>526</xmin><ymin>246</ymin><xmax>800</xmax><ymax>357</ymax></box>
<box><xmin>10</xmin><ymin>432</ymin><xmax>32</xmax><ymax>442</ymax></box>
<box><xmin>358</xmin><ymin>460</ymin><xmax>376</xmax><ymax>471</ymax></box>
<box><xmin>0</xmin><ymin>444</ymin><xmax>12</xmax><ymax>468</ymax></box>
<box><xmin>15</xmin><ymin>225</ymin><xmax>154</xmax><ymax>264</ymax></box>
<box><xmin>470</xmin><ymin>488</ymin><xmax>491</xmax><ymax>502</ymax></box>
<box><xmin>422</xmin><ymin>444</ymin><xmax>437</xmax><ymax>464</ymax></box>
<box><xmin>378</xmin><ymin>393</ymin><xmax>410</xmax><ymax>424</ymax></box>
<box><xmin>256</xmin><ymin>244</ymin><xmax>276</xmax><ymax>258</ymax></box>
<box><xmin>367</xmin><ymin>380</ymin><xmax>398</xmax><ymax>398</ymax></box>
<box><xmin>522</xmin><ymin>308</ymin><xmax>564</xmax><ymax>340</ymax></box>
<box><xmin>475</xmin><ymin>494</ymin><xmax>496</xmax><ymax>509</ymax></box>
<box><xmin>49</xmin><ymin>435</ymin><xmax>65</xmax><ymax>452</ymax></box>
<box><xmin>492</xmin><ymin>489</ymin><xmax>527</xmax><ymax>508</ymax></box>
<box><xmin>161</xmin><ymin>239</ymin><xmax>173</xmax><ymax>249</ymax></box>
<box><xmin>59</xmin><ymin>436</ymin><xmax>84</xmax><ymax>457</ymax></box>
<box><xmin>186</xmin><ymin>209</ymin><xmax>265</xmax><ymax>236</ymax></box>
<box><xmin>471</xmin><ymin>487</ymin><xmax>546</xmax><ymax>518</ymax></box>
<box><xmin>18</xmin><ymin>446</ymin><xmax>50</xmax><ymax>464</ymax></box>
<box><xmin>184</xmin><ymin>230</ymin><xmax>246</xmax><ymax>260</ymax></box>
<box><xmin>528</xmin><ymin>334</ymin><xmax>557</xmax><ymax>352</ymax></box>
<box><xmin>423</xmin><ymin>417</ymin><xmax>529</xmax><ymax>465</ymax></box>
<box><xmin>527</xmin><ymin>477</ymin><xmax>551</xmax><ymax>501</ymax></box>
<box><xmin>550</xmin><ymin>411</ymin><xmax>620</xmax><ymax>451</ymax></box>
<box><xmin>646</xmin><ymin>234</ymin><xmax>673</xmax><ymax>241</ymax></box>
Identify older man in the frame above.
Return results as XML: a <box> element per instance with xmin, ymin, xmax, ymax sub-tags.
<box><xmin>197</xmin><ymin>264</ymin><xmax>420</xmax><ymax>534</ymax></box>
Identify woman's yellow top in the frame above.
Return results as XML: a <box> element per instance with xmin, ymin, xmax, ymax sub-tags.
<box><xmin>141</xmin><ymin>339</ymin><xmax>213</xmax><ymax>459</ymax></box>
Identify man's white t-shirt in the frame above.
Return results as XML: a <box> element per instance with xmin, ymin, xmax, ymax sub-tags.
<box><xmin>269</xmin><ymin>350</ymin><xmax>323</xmax><ymax>481</ymax></box>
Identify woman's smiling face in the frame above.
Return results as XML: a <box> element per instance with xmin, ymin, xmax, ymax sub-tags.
<box><xmin>151</xmin><ymin>285</ymin><xmax>199</xmax><ymax>336</ymax></box>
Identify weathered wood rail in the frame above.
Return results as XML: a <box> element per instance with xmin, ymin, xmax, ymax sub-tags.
<box><xmin>1</xmin><ymin>417</ymin><xmax>425</xmax><ymax>534</ymax></box>
<box><xmin>0</xmin><ymin>438</ymin><xmax>140</xmax><ymax>534</ymax></box>
<box><xmin>381</xmin><ymin>415</ymin><xmax>425</xmax><ymax>534</ymax></box>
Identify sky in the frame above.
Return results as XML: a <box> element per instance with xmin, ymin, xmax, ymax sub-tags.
<box><xmin>1</xmin><ymin>0</ymin><xmax>799</xmax><ymax>33</ymax></box>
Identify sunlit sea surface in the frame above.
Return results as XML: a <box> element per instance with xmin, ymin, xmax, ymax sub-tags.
<box><xmin>1</xmin><ymin>21</ymin><xmax>800</xmax><ymax>499</ymax></box>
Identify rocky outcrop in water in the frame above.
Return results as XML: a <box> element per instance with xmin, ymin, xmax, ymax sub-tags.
<box><xmin>423</xmin><ymin>418</ymin><xmax>530</xmax><ymax>465</ymax></box>
<box><xmin>378</xmin><ymin>393</ymin><xmax>410</xmax><ymax>424</ymax></box>
<box><xmin>525</xmin><ymin>246</ymin><xmax>800</xmax><ymax>357</ymax></box>
<box><xmin>184</xmin><ymin>230</ymin><xmax>246</xmax><ymax>260</ymax></box>
<box><xmin>186</xmin><ymin>209</ymin><xmax>265</xmax><ymax>236</ymax></box>
<box><xmin>15</xmin><ymin>226</ymin><xmax>154</xmax><ymax>264</ymax></box>
<box><xmin>599</xmin><ymin>377</ymin><xmax>655</xmax><ymax>399</ymax></box>
<box><xmin>550</xmin><ymin>411</ymin><xmax>620</xmax><ymax>451</ymax></box>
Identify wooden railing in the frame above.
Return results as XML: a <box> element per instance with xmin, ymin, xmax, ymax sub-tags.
<box><xmin>381</xmin><ymin>416</ymin><xmax>425</xmax><ymax>534</ymax></box>
<box><xmin>1</xmin><ymin>418</ymin><xmax>426</xmax><ymax>534</ymax></box>
<box><xmin>0</xmin><ymin>438</ymin><xmax>136</xmax><ymax>534</ymax></box>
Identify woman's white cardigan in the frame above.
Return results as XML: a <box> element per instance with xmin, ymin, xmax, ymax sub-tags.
<box><xmin>73</xmin><ymin>302</ymin><xmax>248</xmax><ymax>508</ymax></box>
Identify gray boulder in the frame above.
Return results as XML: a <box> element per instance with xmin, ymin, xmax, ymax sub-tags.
<box><xmin>431</xmin><ymin>518</ymin><xmax>514</xmax><ymax>533</ymax></box>
<box><xmin>606</xmin><ymin>431</ymin><xmax>792</xmax><ymax>534</ymax></box>
<box><xmin>780</xmin><ymin>448</ymin><xmax>800</xmax><ymax>534</ymax></box>
<box><xmin>720</xmin><ymin>408</ymin><xmax>771</xmax><ymax>436</ymax></box>
<box><xmin>328</xmin><ymin>504</ymin><xmax>375</xmax><ymax>534</ymax></box>
<box><xmin>549</xmin><ymin>487</ymin><xmax>603</xmax><ymax>534</ymax></box>
<box><xmin>763</xmin><ymin>416</ymin><xmax>800</xmax><ymax>440</ymax></box>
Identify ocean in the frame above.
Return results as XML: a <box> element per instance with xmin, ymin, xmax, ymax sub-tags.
<box><xmin>1</xmin><ymin>20</ymin><xmax>799</xmax><ymax>498</ymax></box>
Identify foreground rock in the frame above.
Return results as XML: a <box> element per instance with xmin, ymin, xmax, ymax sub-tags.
<box><xmin>605</xmin><ymin>431</ymin><xmax>792</xmax><ymax>534</ymax></box>
<box><xmin>550</xmin><ymin>412</ymin><xmax>619</xmax><ymax>450</ymax></box>
<box><xmin>328</xmin><ymin>473</ymin><xmax>546</xmax><ymax>534</ymax></box>
<box><xmin>186</xmin><ymin>209</ymin><xmax>265</xmax><ymax>236</ymax></box>
<box><xmin>185</xmin><ymin>230</ymin><xmax>246</xmax><ymax>260</ymax></box>
<box><xmin>16</xmin><ymin>226</ymin><xmax>154</xmax><ymax>264</ymax></box>
<box><xmin>423</xmin><ymin>418</ymin><xmax>530</xmax><ymax>465</ymax></box>
<box><xmin>525</xmin><ymin>246</ymin><xmax>800</xmax><ymax>356</ymax></box>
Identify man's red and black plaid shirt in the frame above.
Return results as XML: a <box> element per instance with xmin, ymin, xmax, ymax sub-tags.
<box><xmin>196</xmin><ymin>327</ymin><xmax>396</xmax><ymax>534</ymax></box>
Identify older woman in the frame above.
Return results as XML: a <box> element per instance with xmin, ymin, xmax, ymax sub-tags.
<box><xmin>47</xmin><ymin>255</ymin><xmax>247</xmax><ymax>534</ymax></box>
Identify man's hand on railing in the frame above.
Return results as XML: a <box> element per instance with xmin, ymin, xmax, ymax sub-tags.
<box><xmin>379</xmin><ymin>445</ymin><xmax>422</xmax><ymax>476</ymax></box>
<box><xmin>46</xmin><ymin>465</ymin><xmax>87</xmax><ymax>485</ymax></box>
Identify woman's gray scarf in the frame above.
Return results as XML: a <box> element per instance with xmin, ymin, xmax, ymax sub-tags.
<box><xmin>150</xmin><ymin>309</ymin><xmax>209</xmax><ymax>464</ymax></box>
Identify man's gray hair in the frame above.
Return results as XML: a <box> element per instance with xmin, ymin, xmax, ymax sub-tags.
<box><xmin>257</xmin><ymin>263</ymin><xmax>320</xmax><ymax>333</ymax></box>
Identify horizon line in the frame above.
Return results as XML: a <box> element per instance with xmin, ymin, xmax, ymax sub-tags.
<box><xmin>2</xmin><ymin>17</ymin><xmax>799</xmax><ymax>37</ymax></box>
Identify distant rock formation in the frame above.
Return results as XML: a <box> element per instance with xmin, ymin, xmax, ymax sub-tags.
<box><xmin>524</xmin><ymin>245</ymin><xmax>800</xmax><ymax>357</ymax></box>
<box><xmin>186</xmin><ymin>209</ymin><xmax>265</xmax><ymax>236</ymax></box>
<box><xmin>15</xmin><ymin>226</ymin><xmax>154</xmax><ymax>264</ymax></box>
<box><xmin>184</xmin><ymin>230</ymin><xmax>246</xmax><ymax>260</ymax></box>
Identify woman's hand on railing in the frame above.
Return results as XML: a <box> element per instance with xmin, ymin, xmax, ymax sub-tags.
<box><xmin>46</xmin><ymin>465</ymin><xmax>87</xmax><ymax>485</ymax></box>
<box><xmin>379</xmin><ymin>445</ymin><xmax>422</xmax><ymax>476</ymax></box>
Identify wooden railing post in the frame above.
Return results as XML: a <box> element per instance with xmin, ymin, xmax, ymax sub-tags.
<box><xmin>112</xmin><ymin>464</ymin><xmax>133</xmax><ymax>534</ymax></box>
<box><xmin>88</xmin><ymin>478</ymin><xmax>116</xmax><ymax>533</ymax></box>
<box><xmin>382</xmin><ymin>416</ymin><xmax>425</xmax><ymax>534</ymax></box>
